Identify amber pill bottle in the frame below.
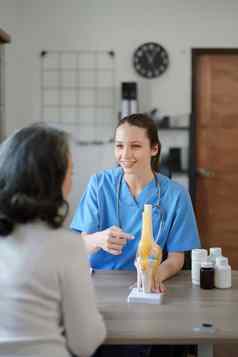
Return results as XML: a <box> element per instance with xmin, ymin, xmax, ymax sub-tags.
<box><xmin>200</xmin><ymin>262</ymin><xmax>215</xmax><ymax>289</ymax></box>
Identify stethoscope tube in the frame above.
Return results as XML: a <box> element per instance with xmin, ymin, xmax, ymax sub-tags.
<box><xmin>116</xmin><ymin>172</ymin><xmax>164</xmax><ymax>244</ymax></box>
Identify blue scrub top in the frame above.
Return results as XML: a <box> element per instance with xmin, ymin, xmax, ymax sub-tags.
<box><xmin>71</xmin><ymin>167</ymin><xmax>200</xmax><ymax>270</ymax></box>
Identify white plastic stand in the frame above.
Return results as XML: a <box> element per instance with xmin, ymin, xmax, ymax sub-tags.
<box><xmin>128</xmin><ymin>288</ymin><xmax>164</xmax><ymax>304</ymax></box>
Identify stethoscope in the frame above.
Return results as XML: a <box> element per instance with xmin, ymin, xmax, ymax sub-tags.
<box><xmin>116</xmin><ymin>172</ymin><xmax>165</xmax><ymax>244</ymax></box>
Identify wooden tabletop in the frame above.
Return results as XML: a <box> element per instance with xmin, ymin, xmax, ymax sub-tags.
<box><xmin>92</xmin><ymin>270</ymin><xmax>238</xmax><ymax>345</ymax></box>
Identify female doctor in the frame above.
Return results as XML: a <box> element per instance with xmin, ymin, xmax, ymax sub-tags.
<box><xmin>71</xmin><ymin>113</ymin><xmax>200</xmax><ymax>292</ymax></box>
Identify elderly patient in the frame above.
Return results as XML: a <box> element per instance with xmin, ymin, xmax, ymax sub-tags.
<box><xmin>0</xmin><ymin>124</ymin><xmax>106</xmax><ymax>357</ymax></box>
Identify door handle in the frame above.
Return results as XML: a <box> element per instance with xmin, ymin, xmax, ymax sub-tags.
<box><xmin>197</xmin><ymin>168</ymin><xmax>215</xmax><ymax>178</ymax></box>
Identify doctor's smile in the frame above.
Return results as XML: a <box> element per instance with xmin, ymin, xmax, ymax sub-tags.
<box><xmin>119</xmin><ymin>160</ymin><xmax>137</xmax><ymax>168</ymax></box>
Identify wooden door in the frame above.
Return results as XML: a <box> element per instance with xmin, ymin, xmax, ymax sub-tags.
<box><xmin>192</xmin><ymin>50</ymin><xmax>238</xmax><ymax>269</ymax></box>
<box><xmin>192</xmin><ymin>49</ymin><xmax>238</xmax><ymax>357</ymax></box>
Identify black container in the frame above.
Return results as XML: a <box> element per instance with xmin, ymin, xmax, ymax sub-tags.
<box><xmin>200</xmin><ymin>262</ymin><xmax>215</xmax><ymax>289</ymax></box>
<box><xmin>168</xmin><ymin>147</ymin><xmax>181</xmax><ymax>172</ymax></box>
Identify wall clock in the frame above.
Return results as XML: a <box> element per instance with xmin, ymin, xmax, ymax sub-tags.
<box><xmin>133</xmin><ymin>42</ymin><xmax>169</xmax><ymax>79</ymax></box>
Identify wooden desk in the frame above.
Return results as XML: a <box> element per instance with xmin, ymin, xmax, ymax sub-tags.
<box><xmin>92</xmin><ymin>270</ymin><xmax>238</xmax><ymax>357</ymax></box>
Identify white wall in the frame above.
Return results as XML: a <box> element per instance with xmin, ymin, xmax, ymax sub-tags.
<box><xmin>1</xmin><ymin>0</ymin><xmax>238</xmax><ymax>216</ymax></box>
<box><xmin>2</xmin><ymin>0</ymin><xmax>238</xmax><ymax>133</ymax></box>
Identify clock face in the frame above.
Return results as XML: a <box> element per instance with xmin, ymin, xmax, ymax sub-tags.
<box><xmin>133</xmin><ymin>42</ymin><xmax>169</xmax><ymax>79</ymax></box>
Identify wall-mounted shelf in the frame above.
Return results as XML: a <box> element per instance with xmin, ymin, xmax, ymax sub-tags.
<box><xmin>172</xmin><ymin>170</ymin><xmax>188</xmax><ymax>175</ymax></box>
<box><xmin>157</xmin><ymin>126</ymin><xmax>189</xmax><ymax>131</ymax></box>
<box><xmin>157</xmin><ymin>115</ymin><xmax>191</xmax><ymax>190</ymax></box>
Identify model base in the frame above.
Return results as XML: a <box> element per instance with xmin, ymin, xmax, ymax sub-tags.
<box><xmin>127</xmin><ymin>288</ymin><xmax>164</xmax><ymax>304</ymax></box>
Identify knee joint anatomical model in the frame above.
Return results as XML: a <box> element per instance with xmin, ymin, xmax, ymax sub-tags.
<box><xmin>135</xmin><ymin>204</ymin><xmax>162</xmax><ymax>293</ymax></box>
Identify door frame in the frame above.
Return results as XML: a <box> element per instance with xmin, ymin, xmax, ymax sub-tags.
<box><xmin>190</xmin><ymin>48</ymin><xmax>238</xmax><ymax>205</ymax></box>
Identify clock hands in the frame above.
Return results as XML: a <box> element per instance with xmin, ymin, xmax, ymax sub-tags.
<box><xmin>145</xmin><ymin>47</ymin><xmax>162</xmax><ymax>67</ymax></box>
<box><xmin>151</xmin><ymin>47</ymin><xmax>161</xmax><ymax>62</ymax></box>
<box><xmin>145</xmin><ymin>51</ymin><xmax>153</xmax><ymax>65</ymax></box>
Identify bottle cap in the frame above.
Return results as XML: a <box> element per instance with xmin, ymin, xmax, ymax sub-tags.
<box><xmin>216</xmin><ymin>256</ymin><xmax>228</xmax><ymax>266</ymax></box>
<box><xmin>201</xmin><ymin>261</ymin><xmax>214</xmax><ymax>268</ymax></box>
<box><xmin>192</xmin><ymin>249</ymin><xmax>208</xmax><ymax>260</ymax></box>
<box><xmin>207</xmin><ymin>256</ymin><xmax>215</xmax><ymax>264</ymax></box>
<box><xmin>209</xmin><ymin>247</ymin><xmax>222</xmax><ymax>257</ymax></box>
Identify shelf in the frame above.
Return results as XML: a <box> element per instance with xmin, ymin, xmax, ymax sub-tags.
<box><xmin>44</xmin><ymin>104</ymin><xmax>114</xmax><ymax>109</ymax></box>
<box><xmin>172</xmin><ymin>171</ymin><xmax>188</xmax><ymax>176</ymax></box>
<box><xmin>43</xmin><ymin>68</ymin><xmax>114</xmax><ymax>72</ymax></box>
<box><xmin>157</xmin><ymin>126</ymin><xmax>189</xmax><ymax>131</ymax></box>
<box><xmin>42</xmin><ymin>86</ymin><xmax>114</xmax><ymax>91</ymax></box>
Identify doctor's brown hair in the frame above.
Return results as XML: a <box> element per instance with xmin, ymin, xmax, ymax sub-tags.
<box><xmin>116</xmin><ymin>113</ymin><xmax>161</xmax><ymax>172</ymax></box>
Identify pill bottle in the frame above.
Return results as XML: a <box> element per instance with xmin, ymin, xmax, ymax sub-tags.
<box><xmin>191</xmin><ymin>249</ymin><xmax>208</xmax><ymax>285</ymax></box>
<box><xmin>200</xmin><ymin>262</ymin><xmax>215</xmax><ymax>289</ymax></box>
<box><xmin>208</xmin><ymin>247</ymin><xmax>222</xmax><ymax>266</ymax></box>
<box><xmin>215</xmin><ymin>256</ymin><xmax>232</xmax><ymax>289</ymax></box>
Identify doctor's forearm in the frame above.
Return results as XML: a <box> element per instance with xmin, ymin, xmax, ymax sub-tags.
<box><xmin>157</xmin><ymin>252</ymin><xmax>184</xmax><ymax>282</ymax></box>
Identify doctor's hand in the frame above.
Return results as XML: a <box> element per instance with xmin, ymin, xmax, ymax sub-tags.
<box><xmin>151</xmin><ymin>271</ymin><xmax>167</xmax><ymax>294</ymax></box>
<box><xmin>97</xmin><ymin>226</ymin><xmax>134</xmax><ymax>255</ymax></box>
